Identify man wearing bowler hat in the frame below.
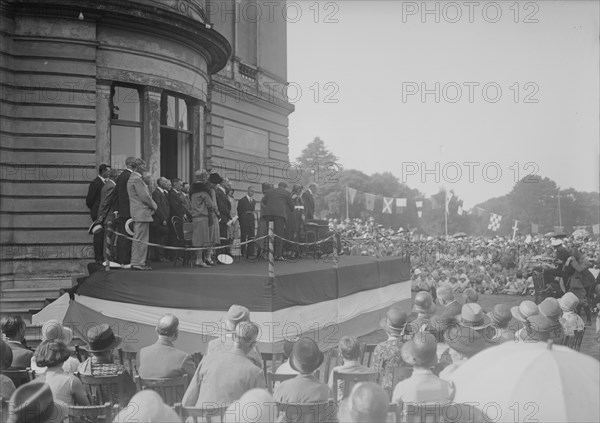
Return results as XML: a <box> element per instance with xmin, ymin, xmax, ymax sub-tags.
<box><xmin>406</xmin><ymin>291</ymin><xmax>437</xmax><ymax>335</ymax></box>
<box><xmin>274</xmin><ymin>337</ymin><xmax>331</xmax><ymax>403</ymax></box>
<box><xmin>371</xmin><ymin>306</ymin><xmax>410</xmax><ymax>392</ymax></box>
<box><xmin>392</xmin><ymin>332</ymin><xmax>452</xmax><ymax>413</ymax></box>
<box><xmin>205</xmin><ymin>305</ymin><xmax>263</xmax><ymax>369</ymax></box>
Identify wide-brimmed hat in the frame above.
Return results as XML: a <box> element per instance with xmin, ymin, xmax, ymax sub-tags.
<box><xmin>208</xmin><ymin>172</ymin><xmax>223</xmax><ymax>184</ymax></box>
<box><xmin>88</xmin><ymin>220</ymin><xmax>102</xmax><ymax>235</ymax></box>
<box><xmin>519</xmin><ymin>313</ymin><xmax>554</xmax><ymax>342</ymax></box>
<box><xmin>125</xmin><ymin>218</ymin><xmax>135</xmax><ymax>236</ymax></box>
<box><xmin>487</xmin><ymin>304</ymin><xmax>513</xmax><ymax>327</ymax></box>
<box><xmin>34</xmin><ymin>340</ymin><xmax>72</xmax><ymax>367</ymax></box>
<box><xmin>558</xmin><ymin>292</ymin><xmax>580</xmax><ymax>312</ymax></box>
<box><xmin>7</xmin><ymin>382</ymin><xmax>67</xmax><ymax>423</ymax></box>
<box><xmin>85</xmin><ymin>324</ymin><xmax>122</xmax><ymax>353</ymax></box>
<box><xmin>538</xmin><ymin>297</ymin><xmax>562</xmax><ymax>321</ymax></box>
<box><xmin>379</xmin><ymin>306</ymin><xmax>408</xmax><ymax>335</ymax></box>
<box><xmin>289</xmin><ymin>337</ymin><xmax>324</xmax><ymax>374</ymax></box>
<box><xmin>413</xmin><ymin>291</ymin><xmax>436</xmax><ymax>315</ymax></box>
<box><xmin>459</xmin><ymin>304</ymin><xmax>491</xmax><ymax>330</ymax></box>
<box><xmin>41</xmin><ymin>320</ymin><xmax>73</xmax><ymax>344</ymax></box>
<box><xmin>401</xmin><ymin>332</ymin><xmax>438</xmax><ymax>368</ymax></box>
<box><xmin>444</xmin><ymin>325</ymin><xmax>490</xmax><ymax>358</ymax></box>
<box><xmin>511</xmin><ymin>300</ymin><xmax>539</xmax><ymax>323</ymax></box>
<box><xmin>113</xmin><ymin>391</ymin><xmax>180</xmax><ymax>423</ymax></box>
<box><xmin>224</xmin><ymin>305</ymin><xmax>250</xmax><ymax>332</ymax></box>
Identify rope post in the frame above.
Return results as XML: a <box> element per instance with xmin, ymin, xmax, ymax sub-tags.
<box><xmin>268</xmin><ymin>221</ymin><xmax>275</xmax><ymax>280</ymax></box>
<box><xmin>104</xmin><ymin>221</ymin><xmax>112</xmax><ymax>272</ymax></box>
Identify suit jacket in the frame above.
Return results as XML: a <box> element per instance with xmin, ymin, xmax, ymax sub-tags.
<box><xmin>127</xmin><ymin>172</ymin><xmax>156</xmax><ymax>222</ymax></box>
<box><xmin>97</xmin><ymin>180</ymin><xmax>117</xmax><ymax>224</ymax></box>
<box><xmin>152</xmin><ymin>188</ymin><xmax>170</xmax><ymax>226</ymax></box>
<box><xmin>237</xmin><ymin>196</ymin><xmax>256</xmax><ymax>229</ymax></box>
<box><xmin>86</xmin><ymin>176</ymin><xmax>104</xmax><ymax>220</ymax></box>
<box><xmin>261</xmin><ymin>187</ymin><xmax>294</xmax><ymax>221</ymax></box>
<box><xmin>302</xmin><ymin>190</ymin><xmax>315</xmax><ymax>220</ymax></box>
<box><xmin>138</xmin><ymin>338</ymin><xmax>195</xmax><ymax>379</ymax></box>
<box><xmin>181</xmin><ymin>193</ymin><xmax>192</xmax><ymax>218</ymax></box>
<box><xmin>6</xmin><ymin>341</ymin><xmax>34</xmax><ymax>369</ymax></box>
<box><xmin>115</xmin><ymin>169</ymin><xmax>132</xmax><ymax>219</ymax></box>
<box><xmin>438</xmin><ymin>300</ymin><xmax>462</xmax><ymax>320</ymax></box>
<box><xmin>215</xmin><ymin>187</ymin><xmax>231</xmax><ymax>222</ymax></box>
<box><xmin>274</xmin><ymin>373</ymin><xmax>331</xmax><ymax>404</ymax></box>
<box><xmin>168</xmin><ymin>190</ymin><xmax>189</xmax><ymax>220</ymax></box>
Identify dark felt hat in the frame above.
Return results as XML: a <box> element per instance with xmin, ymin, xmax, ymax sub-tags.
<box><xmin>208</xmin><ymin>173</ymin><xmax>223</xmax><ymax>184</ymax></box>
<box><xmin>85</xmin><ymin>324</ymin><xmax>122</xmax><ymax>353</ymax></box>
<box><xmin>401</xmin><ymin>332</ymin><xmax>438</xmax><ymax>368</ymax></box>
<box><xmin>289</xmin><ymin>337</ymin><xmax>324</xmax><ymax>374</ymax></box>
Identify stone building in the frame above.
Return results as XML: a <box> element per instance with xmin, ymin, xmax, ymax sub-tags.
<box><xmin>0</xmin><ymin>0</ymin><xmax>294</xmax><ymax>278</ymax></box>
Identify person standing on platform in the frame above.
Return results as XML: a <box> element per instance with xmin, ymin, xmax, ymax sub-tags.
<box><xmin>205</xmin><ymin>173</ymin><xmax>223</xmax><ymax>264</ymax></box>
<box><xmin>127</xmin><ymin>159</ymin><xmax>156</xmax><ymax>271</ymax></box>
<box><xmin>168</xmin><ymin>178</ymin><xmax>190</xmax><ymax>261</ymax></box>
<box><xmin>256</xmin><ymin>182</ymin><xmax>273</xmax><ymax>259</ymax></box>
<box><xmin>215</xmin><ymin>176</ymin><xmax>232</xmax><ymax>253</ymax></box>
<box><xmin>286</xmin><ymin>184</ymin><xmax>305</xmax><ymax>258</ymax></box>
<box><xmin>149</xmin><ymin>177</ymin><xmax>171</xmax><ymax>262</ymax></box>
<box><xmin>190</xmin><ymin>172</ymin><xmax>215</xmax><ymax>268</ymax></box>
<box><xmin>226</xmin><ymin>186</ymin><xmax>240</xmax><ymax>255</ymax></box>
<box><xmin>261</xmin><ymin>181</ymin><xmax>294</xmax><ymax>261</ymax></box>
<box><xmin>181</xmin><ymin>182</ymin><xmax>192</xmax><ymax>220</ymax></box>
<box><xmin>96</xmin><ymin>169</ymin><xmax>118</xmax><ymax>262</ymax></box>
<box><xmin>86</xmin><ymin>163</ymin><xmax>110</xmax><ymax>263</ymax></box>
<box><xmin>115</xmin><ymin>157</ymin><xmax>135</xmax><ymax>266</ymax></box>
<box><xmin>301</xmin><ymin>183</ymin><xmax>318</xmax><ymax>221</ymax></box>
<box><xmin>237</xmin><ymin>186</ymin><xmax>256</xmax><ymax>258</ymax></box>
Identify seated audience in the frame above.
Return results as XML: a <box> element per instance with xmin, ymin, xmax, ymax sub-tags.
<box><xmin>436</xmin><ymin>285</ymin><xmax>461</xmax><ymax>319</ymax></box>
<box><xmin>406</xmin><ymin>291</ymin><xmax>436</xmax><ymax>335</ymax></box>
<box><xmin>6</xmin><ymin>382</ymin><xmax>67</xmax><ymax>423</ymax></box>
<box><xmin>275</xmin><ymin>340</ymin><xmax>299</xmax><ymax>375</ymax></box>
<box><xmin>34</xmin><ymin>339</ymin><xmax>89</xmax><ymax>406</ymax></box>
<box><xmin>224</xmin><ymin>388</ymin><xmax>277</xmax><ymax>423</ymax></box>
<box><xmin>183</xmin><ymin>321</ymin><xmax>265</xmax><ymax>407</ymax></box>
<box><xmin>328</xmin><ymin>336</ymin><xmax>372</xmax><ymax>401</ymax></box>
<box><xmin>486</xmin><ymin>304</ymin><xmax>515</xmax><ymax>343</ymax></box>
<box><xmin>392</xmin><ymin>332</ymin><xmax>453</xmax><ymax>411</ymax></box>
<box><xmin>559</xmin><ymin>292</ymin><xmax>585</xmax><ymax>337</ymax></box>
<box><xmin>31</xmin><ymin>320</ymin><xmax>80</xmax><ymax>374</ymax></box>
<box><xmin>537</xmin><ymin>297</ymin><xmax>566</xmax><ymax>343</ymax></box>
<box><xmin>511</xmin><ymin>300</ymin><xmax>540</xmax><ymax>341</ymax></box>
<box><xmin>439</xmin><ymin>325</ymin><xmax>489</xmax><ymax>381</ymax></box>
<box><xmin>113</xmin><ymin>390</ymin><xmax>180</xmax><ymax>423</ymax></box>
<box><xmin>370</xmin><ymin>306</ymin><xmax>409</xmax><ymax>392</ymax></box>
<box><xmin>274</xmin><ymin>337</ymin><xmax>331</xmax><ymax>403</ymax></box>
<box><xmin>517</xmin><ymin>313</ymin><xmax>556</xmax><ymax>343</ymax></box>
<box><xmin>206</xmin><ymin>305</ymin><xmax>263</xmax><ymax>369</ymax></box>
<box><xmin>457</xmin><ymin>304</ymin><xmax>492</xmax><ymax>333</ymax></box>
<box><xmin>77</xmin><ymin>324</ymin><xmax>137</xmax><ymax>406</ymax></box>
<box><xmin>138</xmin><ymin>314</ymin><xmax>195</xmax><ymax>379</ymax></box>
<box><xmin>337</xmin><ymin>382</ymin><xmax>389</xmax><ymax>423</ymax></box>
<box><xmin>1</xmin><ymin>316</ymin><xmax>33</xmax><ymax>369</ymax></box>
<box><xmin>0</xmin><ymin>339</ymin><xmax>16</xmax><ymax>399</ymax></box>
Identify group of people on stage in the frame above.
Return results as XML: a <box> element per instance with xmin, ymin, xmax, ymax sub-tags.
<box><xmin>86</xmin><ymin>159</ymin><xmax>321</xmax><ymax>269</ymax></box>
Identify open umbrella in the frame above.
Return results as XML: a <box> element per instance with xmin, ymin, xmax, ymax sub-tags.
<box><xmin>451</xmin><ymin>341</ymin><xmax>599</xmax><ymax>422</ymax></box>
<box><xmin>453</xmin><ymin>232</ymin><xmax>467</xmax><ymax>238</ymax></box>
<box><xmin>543</xmin><ymin>231</ymin><xmax>557</xmax><ymax>238</ymax></box>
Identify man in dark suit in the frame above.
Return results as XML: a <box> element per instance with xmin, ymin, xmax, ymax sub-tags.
<box><xmin>215</xmin><ymin>179</ymin><xmax>231</xmax><ymax>250</ymax></box>
<box><xmin>86</xmin><ymin>163</ymin><xmax>110</xmax><ymax>262</ymax></box>
<box><xmin>0</xmin><ymin>316</ymin><xmax>33</xmax><ymax>369</ymax></box>
<box><xmin>256</xmin><ymin>182</ymin><xmax>273</xmax><ymax>259</ymax></box>
<box><xmin>97</xmin><ymin>169</ymin><xmax>118</xmax><ymax>261</ymax></box>
<box><xmin>237</xmin><ymin>186</ymin><xmax>256</xmax><ymax>257</ymax></box>
<box><xmin>301</xmin><ymin>183</ymin><xmax>318</xmax><ymax>221</ymax></box>
<box><xmin>138</xmin><ymin>314</ymin><xmax>195</xmax><ymax>379</ymax></box>
<box><xmin>115</xmin><ymin>157</ymin><xmax>135</xmax><ymax>266</ymax></box>
<box><xmin>149</xmin><ymin>177</ymin><xmax>171</xmax><ymax>262</ymax></box>
<box><xmin>261</xmin><ymin>181</ymin><xmax>294</xmax><ymax>260</ymax></box>
<box><xmin>435</xmin><ymin>285</ymin><xmax>462</xmax><ymax>319</ymax></box>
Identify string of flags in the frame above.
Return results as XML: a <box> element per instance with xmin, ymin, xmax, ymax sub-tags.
<box><xmin>346</xmin><ymin>186</ymin><xmax>600</xmax><ymax>235</ymax></box>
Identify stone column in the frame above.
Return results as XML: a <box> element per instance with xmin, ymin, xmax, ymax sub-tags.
<box><xmin>95</xmin><ymin>81</ymin><xmax>112</xmax><ymax>166</ymax></box>
<box><xmin>191</xmin><ymin>100</ymin><xmax>206</xmax><ymax>172</ymax></box>
<box><xmin>142</xmin><ymin>87</ymin><xmax>162</xmax><ymax>181</ymax></box>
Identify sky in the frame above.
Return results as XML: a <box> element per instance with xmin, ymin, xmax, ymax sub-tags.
<box><xmin>286</xmin><ymin>0</ymin><xmax>599</xmax><ymax>208</ymax></box>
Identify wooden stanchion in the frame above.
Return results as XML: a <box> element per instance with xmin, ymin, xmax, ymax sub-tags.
<box><xmin>268</xmin><ymin>221</ymin><xmax>275</xmax><ymax>280</ymax></box>
<box><xmin>104</xmin><ymin>221</ymin><xmax>112</xmax><ymax>272</ymax></box>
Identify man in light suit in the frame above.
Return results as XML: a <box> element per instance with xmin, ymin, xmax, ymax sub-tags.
<box><xmin>149</xmin><ymin>177</ymin><xmax>171</xmax><ymax>262</ymax></box>
<box><xmin>301</xmin><ymin>183</ymin><xmax>318</xmax><ymax>221</ymax></box>
<box><xmin>127</xmin><ymin>158</ymin><xmax>157</xmax><ymax>270</ymax></box>
<box><xmin>97</xmin><ymin>169</ymin><xmax>118</xmax><ymax>261</ymax></box>
<box><xmin>138</xmin><ymin>314</ymin><xmax>195</xmax><ymax>379</ymax></box>
<box><xmin>261</xmin><ymin>181</ymin><xmax>294</xmax><ymax>260</ymax></box>
<box><xmin>86</xmin><ymin>163</ymin><xmax>110</xmax><ymax>262</ymax></box>
<box><xmin>115</xmin><ymin>157</ymin><xmax>135</xmax><ymax>265</ymax></box>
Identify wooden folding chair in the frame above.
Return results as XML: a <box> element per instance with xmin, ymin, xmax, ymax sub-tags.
<box><xmin>277</xmin><ymin>400</ymin><xmax>337</xmax><ymax>423</ymax></box>
<box><xmin>79</xmin><ymin>373</ymin><xmax>127</xmax><ymax>406</ymax></box>
<box><xmin>135</xmin><ymin>375</ymin><xmax>188</xmax><ymax>406</ymax></box>
<box><xmin>388</xmin><ymin>403</ymin><xmax>400</xmax><ymax>423</ymax></box>
<box><xmin>567</xmin><ymin>327</ymin><xmax>586</xmax><ymax>351</ymax></box>
<box><xmin>261</xmin><ymin>352</ymin><xmax>284</xmax><ymax>383</ymax></box>
<box><xmin>174</xmin><ymin>402</ymin><xmax>228</xmax><ymax>423</ymax></box>
<box><xmin>359</xmin><ymin>343</ymin><xmax>377</xmax><ymax>367</ymax></box>
<box><xmin>322</xmin><ymin>348</ymin><xmax>341</xmax><ymax>384</ymax></box>
<box><xmin>267</xmin><ymin>371</ymin><xmax>297</xmax><ymax>394</ymax></box>
<box><xmin>332</xmin><ymin>370</ymin><xmax>379</xmax><ymax>402</ymax></box>
<box><xmin>385</xmin><ymin>367</ymin><xmax>413</xmax><ymax>400</ymax></box>
<box><xmin>66</xmin><ymin>403</ymin><xmax>117</xmax><ymax>423</ymax></box>
<box><xmin>2</xmin><ymin>368</ymin><xmax>34</xmax><ymax>388</ymax></box>
<box><xmin>532</xmin><ymin>271</ymin><xmax>549</xmax><ymax>304</ymax></box>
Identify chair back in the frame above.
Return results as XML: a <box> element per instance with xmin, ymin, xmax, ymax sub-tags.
<box><xmin>332</xmin><ymin>371</ymin><xmax>379</xmax><ymax>402</ymax></box>
<box><xmin>385</xmin><ymin>367</ymin><xmax>413</xmax><ymax>400</ymax></box>
<box><xmin>388</xmin><ymin>403</ymin><xmax>400</xmax><ymax>423</ymax></box>
<box><xmin>79</xmin><ymin>373</ymin><xmax>127</xmax><ymax>406</ymax></box>
<box><xmin>322</xmin><ymin>348</ymin><xmax>341</xmax><ymax>384</ymax></box>
<box><xmin>135</xmin><ymin>375</ymin><xmax>188</xmax><ymax>406</ymax></box>
<box><xmin>267</xmin><ymin>371</ymin><xmax>296</xmax><ymax>394</ymax></box>
<box><xmin>403</xmin><ymin>402</ymin><xmax>445</xmax><ymax>423</ymax></box>
<box><xmin>66</xmin><ymin>403</ymin><xmax>116</xmax><ymax>423</ymax></box>
<box><xmin>359</xmin><ymin>343</ymin><xmax>377</xmax><ymax>367</ymax></box>
<box><xmin>277</xmin><ymin>401</ymin><xmax>337</xmax><ymax>423</ymax></box>
<box><xmin>174</xmin><ymin>402</ymin><xmax>228</xmax><ymax>423</ymax></box>
<box><xmin>118</xmin><ymin>350</ymin><xmax>137</xmax><ymax>377</ymax></box>
<box><xmin>172</xmin><ymin>216</ymin><xmax>185</xmax><ymax>242</ymax></box>
<box><xmin>261</xmin><ymin>352</ymin><xmax>284</xmax><ymax>383</ymax></box>
<box><xmin>2</xmin><ymin>369</ymin><xmax>34</xmax><ymax>388</ymax></box>
<box><xmin>532</xmin><ymin>271</ymin><xmax>546</xmax><ymax>303</ymax></box>
<box><xmin>566</xmin><ymin>328</ymin><xmax>586</xmax><ymax>351</ymax></box>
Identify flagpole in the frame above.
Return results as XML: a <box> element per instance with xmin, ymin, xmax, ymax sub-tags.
<box><xmin>346</xmin><ymin>185</ymin><xmax>349</xmax><ymax>220</ymax></box>
<box><xmin>557</xmin><ymin>189</ymin><xmax>562</xmax><ymax>227</ymax></box>
<box><xmin>444</xmin><ymin>190</ymin><xmax>448</xmax><ymax>239</ymax></box>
